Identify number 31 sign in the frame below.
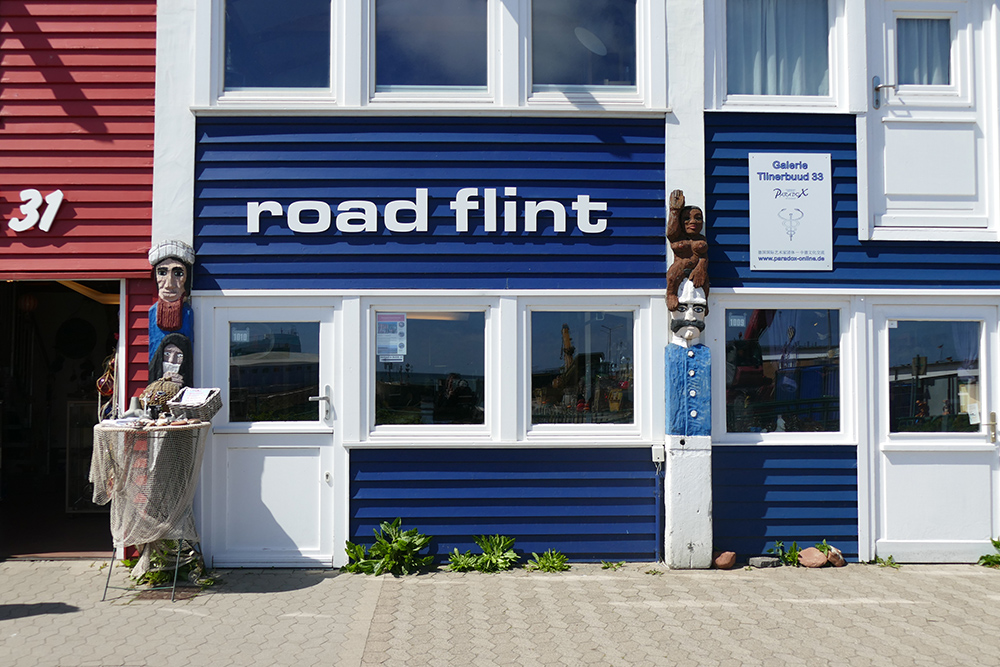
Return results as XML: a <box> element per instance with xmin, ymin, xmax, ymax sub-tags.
<box><xmin>8</xmin><ymin>188</ymin><xmax>65</xmax><ymax>233</ymax></box>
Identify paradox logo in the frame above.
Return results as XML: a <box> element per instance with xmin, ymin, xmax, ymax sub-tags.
<box><xmin>773</xmin><ymin>188</ymin><xmax>809</xmax><ymax>200</ymax></box>
<box><xmin>246</xmin><ymin>188</ymin><xmax>610</xmax><ymax>235</ymax></box>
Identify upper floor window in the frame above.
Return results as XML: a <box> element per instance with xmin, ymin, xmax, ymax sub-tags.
<box><xmin>375</xmin><ymin>0</ymin><xmax>488</xmax><ymax>90</ymax></box>
<box><xmin>531</xmin><ymin>0</ymin><xmax>637</xmax><ymax>90</ymax></box>
<box><xmin>224</xmin><ymin>0</ymin><xmax>332</xmax><ymax>90</ymax></box>
<box><xmin>211</xmin><ymin>0</ymin><xmax>664</xmax><ymax>109</ymax></box>
<box><xmin>726</xmin><ymin>0</ymin><xmax>830</xmax><ymax>96</ymax></box>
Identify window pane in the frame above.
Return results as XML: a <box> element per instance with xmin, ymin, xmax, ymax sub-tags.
<box><xmin>375</xmin><ymin>0</ymin><xmax>488</xmax><ymax>88</ymax></box>
<box><xmin>375</xmin><ymin>312</ymin><xmax>485</xmax><ymax>425</ymax></box>
<box><xmin>888</xmin><ymin>321</ymin><xmax>979</xmax><ymax>433</ymax></box>
<box><xmin>225</xmin><ymin>0</ymin><xmax>331</xmax><ymax>89</ymax></box>
<box><xmin>897</xmin><ymin>18</ymin><xmax>951</xmax><ymax>85</ymax></box>
<box><xmin>532</xmin><ymin>0</ymin><xmax>637</xmax><ymax>88</ymax></box>
<box><xmin>229</xmin><ymin>322</ymin><xmax>320</xmax><ymax>422</ymax></box>
<box><xmin>725</xmin><ymin>309</ymin><xmax>839</xmax><ymax>432</ymax></box>
<box><xmin>531</xmin><ymin>311</ymin><xmax>634</xmax><ymax>424</ymax></box>
<box><xmin>726</xmin><ymin>0</ymin><xmax>829</xmax><ymax>96</ymax></box>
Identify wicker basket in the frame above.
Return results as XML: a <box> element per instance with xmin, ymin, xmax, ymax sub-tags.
<box><xmin>167</xmin><ymin>387</ymin><xmax>222</xmax><ymax>421</ymax></box>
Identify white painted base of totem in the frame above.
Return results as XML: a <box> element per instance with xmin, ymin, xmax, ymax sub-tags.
<box><xmin>665</xmin><ymin>434</ymin><xmax>713</xmax><ymax>569</ymax></box>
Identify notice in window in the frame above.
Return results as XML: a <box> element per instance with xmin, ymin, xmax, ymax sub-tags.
<box><xmin>749</xmin><ymin>153</ymin><xmax>832</xmax><ymax>271</ymax></box>
<box><xmin>377</xmin><ymin>313</ymin><xmax>407</xmax><ymax>361</ymax></box>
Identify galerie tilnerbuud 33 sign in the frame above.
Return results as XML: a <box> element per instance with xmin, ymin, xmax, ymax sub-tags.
<box><xmin>748</xmin><ymin>153</ymin><xmax>833</xmax><ymax>271</ymax></box>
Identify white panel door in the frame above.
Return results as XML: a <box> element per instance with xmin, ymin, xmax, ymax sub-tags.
<box><xmin>866</xmin><ymin>0</ymin><xmax>992</xmax><ymax>229</ymax></box>
<box><xmin>873</xmin><ymin>304</ymin><xmax>999</xmax><ymax>562</ymax></box>
<box><xmin>207</xmin><ymin>304</ymin><xmax>336</xmax><ymax>567</ymax></box>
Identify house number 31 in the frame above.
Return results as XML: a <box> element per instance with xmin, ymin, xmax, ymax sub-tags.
<box><xmin>8</xmin><ymin>188</ymin><xmax>65</xmax><ymax>233</ymax></box>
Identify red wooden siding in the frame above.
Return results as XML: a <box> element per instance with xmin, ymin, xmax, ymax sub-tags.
<box><xmin>124</xmin><ymin>276</ymin><xmax>152</xmax><ymax>400</ymax></box>
<box><xmin>0</xmin><ymin>0</ymin><xmax>155</xmax><ymax>280</ymax></box>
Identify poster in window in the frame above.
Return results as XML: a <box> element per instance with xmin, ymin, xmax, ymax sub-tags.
<box><xmin>376</xmin><ymin>313</ymin><xmax>407</xmax><ymax>361</ymax></box>
<box><xmin>749</xmin><ymin>152</ymin><xmax>832</xmax><ymax>271</ymax></box>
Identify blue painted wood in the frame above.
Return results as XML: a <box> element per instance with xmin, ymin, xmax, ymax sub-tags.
<box><xmin>706</xmin><ymin>112</ymin><xmax>1000</xmax><ymax>289</ymax></box>
<box><xmin>712</xmin><ymin>445</ymin><xmax>859</xmax><ymax>561</ymax></box>
<box><xmin>349</xmin><ymin>448</ymin><xmax>660</xmax><ymax>562</ymax></box>
<box><xmin>194</xmin><ymin>117</ymin><xmax>666</xmax><ymax>291</ymax></box>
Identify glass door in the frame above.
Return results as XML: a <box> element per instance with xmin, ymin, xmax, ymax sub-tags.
<box><xmin>873</xmin><ymin>304</ymin><xmax>999</xmax><ymax>562</ymax></box>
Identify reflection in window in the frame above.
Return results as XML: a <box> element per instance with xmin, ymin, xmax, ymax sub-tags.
<box><xmin>374</xmin><ymin>312</ymin><xmax>485</xmax><ymax>425</ymax></box>
<box><xmin>224</xmin><ymin>0</ymin><xmax>331</xmax><ymax>90</ymax></box>
<box><xmin>229</xmin><ymin>322</ymin><xmax>320</xmax><ymax>422</ymax></box>
<box><xmin>375</xmin><ymin>0</ymin><xmax>488</xmax><ymax>89</ymax></box>
<box><xmin>531</xmin><ymin>311</ymin><xmax>634</xmax><ymax>424</ymax></box>
<box><xmin>532</xmin><ymin>0</ymin><xmax>637</xmax><ymax>88</ymax></box>
<box><xmin>889</xmin><ymin>321</ymin><xmax>979</xmax><ymax>433</ymax></box>
<box><xmin>726</xmin><ymin>0</ymin><xmax>829</xmax><ymax>96</ymax></box>
<box><xmin>897</xmin><ymin>18</ymin><xmax>951</xmax><ymax>85</ymax></box>
<box><xmin>725</xmin><ymin>309</ymin><xmax>839</xmax><ymax>432</ymax></box>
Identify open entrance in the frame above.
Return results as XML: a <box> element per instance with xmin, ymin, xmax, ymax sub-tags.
<box><xmin>0</xmin><ymin>280</ymin><xmax>121</xmax><ymax>559</ymax></box>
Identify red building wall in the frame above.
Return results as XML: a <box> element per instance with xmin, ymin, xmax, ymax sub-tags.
<box><xmin>1</xmin><ymin>0</ymin><xmax>157</xmax><ymax>396</ymax></box>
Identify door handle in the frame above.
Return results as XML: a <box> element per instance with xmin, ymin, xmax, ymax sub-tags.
<box><xmin>872</xmin><ymin>76</ymin><xmax>896</xmax><ymax>109</ymax></box>
<box><xmin>987</xmin><ymin>411</ymin><xmax>997</xmax><ymax>444</ymax></box>
<box><xmin>309</xmin><ymin>384</ymin><xmax>332</xmax><ymax>421</ymax></box>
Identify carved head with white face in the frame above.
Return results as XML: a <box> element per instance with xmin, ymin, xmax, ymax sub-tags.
<box><xmin>670</xmin><ymin>278</ymin><xmax>707</xmax><ymax>347</ymax></box>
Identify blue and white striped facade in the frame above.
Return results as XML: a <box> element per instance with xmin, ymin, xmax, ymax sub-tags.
<box><xmin>154</xmin><ymin>1</ymin><xmax>1000</xmax><ymax>567</ymax></box>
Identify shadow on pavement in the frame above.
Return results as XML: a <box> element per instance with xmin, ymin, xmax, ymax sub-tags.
<box><xmin>0</xmin><ymin>602</ymin><xmax>80</xmax><ymax>620</ymax></box>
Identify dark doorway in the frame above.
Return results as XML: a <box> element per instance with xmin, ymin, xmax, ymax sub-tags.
<box><xmin>0</xmin><ymin>281</ymin><xmax>119</xmax><ymax>559</ymax></box>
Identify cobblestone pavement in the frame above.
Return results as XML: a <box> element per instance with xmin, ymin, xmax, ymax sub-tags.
<box><xmin>2</xmin><ymin>559</ymin><xmax>1000</xmax><ymax>666</ymax></box>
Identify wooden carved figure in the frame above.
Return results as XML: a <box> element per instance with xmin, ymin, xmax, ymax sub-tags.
<box><xmin>666</xmin><ymin>189</ymin><xmax>709</xmax><ymax>311</ymax></box>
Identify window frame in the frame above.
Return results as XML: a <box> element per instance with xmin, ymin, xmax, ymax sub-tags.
<box><xmin>706</xmin><ymin>0</ymin><xmax>848</xmax><ymax>112</ymax></box>
<box><xmin>708</xmin><ymin>292</ymin><xmax>855</xmax><ymax>445</ymax></box>
<box><xmin>202</xmin><ymin>0</ymin><xmax>667</xmax><ymax>111</ymax></box>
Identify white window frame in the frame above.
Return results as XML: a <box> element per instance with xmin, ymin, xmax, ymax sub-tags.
<box><xmin>705</xmin><ymin>0</ymin><xmax>855</xmax><ymax>112</ymax></box>
<box><xmin>708</xmin><ymin>291</ymin><xmax>857</xmax><ymax>445</ymax></box>
<box><xmin>197</xmin><ymin>0</ymin><xmax>667</xmax><ymax>111</ymax></box>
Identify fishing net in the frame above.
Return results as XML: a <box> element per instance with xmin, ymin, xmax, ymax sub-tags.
<box><xmin>90</xmin><ymin>421</ymin><xmax>209</xmax><ymax>577</ymax></box>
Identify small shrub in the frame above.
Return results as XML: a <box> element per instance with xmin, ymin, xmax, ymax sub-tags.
<box><xmin>814</xmin><ymin>539</ymin><xmax>831</xmax><ymax>555</ymax></box>
<box><xmin>875</xmin><ymin>555</ymin><xmax>900</xmax><ymax>569</ymax></box>
<box><xmin>767</xmin><ymin>540</ymin><xmax>802</xmax><ymax>567</ymax></box>
<box><xmin>979</xmin><ymin>539</ymin><xmax>1000</xmax><ymax>568</ymax></box>
<box><xmin>601</xmin><ymin>560</ymin><xmax>626</xmax><ymax>571</ymax></box>
<box><xmin>472</xmin><ymin>534</ymin><xmax>519</xmax><ymax>573</ymax></box>
<box><xmin>525</xmin><ymin>549</ymin><xmax>570</xmax><ymax>573</ymax></box>
<box><xmin>343</xmin><ymin>518</ymin><xmax>434</xmax><ymax>575</ymax></box>
<box><xmin>446</xmin><ymin>549</ymin><xmax>479</xmax><ymax>572</ymax></box>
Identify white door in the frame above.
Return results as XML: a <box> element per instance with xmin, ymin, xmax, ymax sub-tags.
<box><xmin>873</xmin><ymin>304</ymin><xmax>999</xmax><ymax>562</ymax></box>
<box><xmin>866</xmin><ymin>0</ymin><xmax>992</xmax><ymax>230</ymax></box>
<box><xmin>206</xmin><ymin>303</ymin><xmax>337</xmax><ymax>567</ymax></box>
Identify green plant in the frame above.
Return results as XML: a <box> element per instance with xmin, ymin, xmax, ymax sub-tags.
<box><xmin>815</xmin><ymin>539</ymin><xmax>832</xmax><ymax>555</ymax></box>
<box><xmin>979</xmin><ymin>538</ymin><xmax>1000</xmax><ymax>568</ymax></box>
<box><xmin>472</xmin><ymin>534</ymin><xmax>519</xmax><ymax>572</ymax></box>
<box><xmin>767</xmin><ymin>540</ymin><xmax>802</xmax><ymax>566</ymax></box>
<box><xmin>525</xmin><ymin>549</ymin><xmax>570</xmax><ymax>573</ymax></box>
<box><xmin>122</xmin><ymin>541</ymin><xmax>212</xmax><ymax>588</ymax></box>
<box><xmin>645</xmin><ymin>568</ymin><xmax>663</xmax><ymax>575</ymax></box>
<box><xmin>875</xmin><ymin>555</ymin><xmax>900</xmax><ymax>569</ymax></box>
<box><xmin>601</xmin><ymin>560</ymin><xmax>626</xmax><ymax>571</ymax></box>
<box><xmin>342</xmin><ymin>518</ymin><xmax>434</xmax><ymax>575</ymax></box>
<box><xmin>446</xmin><ymin>549</ymin><xmax>480</xmax><ymax>572</ymax></box>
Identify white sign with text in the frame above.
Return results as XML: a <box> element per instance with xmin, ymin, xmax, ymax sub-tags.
<box><xmin>749</xmin><ymin>153</ymin><xmax>832</xmax><ymax>271</ymax></box>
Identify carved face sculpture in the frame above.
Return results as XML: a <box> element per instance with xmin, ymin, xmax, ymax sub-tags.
<box><xmin>162</xmin><ymin>343</ymin><xmax>184</xmax><ymax>378</ymax></box>
<box><xmin>683</xmin><ymin>207</ymin><xmax>704</xmax><ymax>236</ymax></box>
<box><xmin>155</xmin><ymin>258</ymin><xmax>188</xmax><ymax>303</ymax></box>
<box><xmin>670</xmin><ymin>280</ymin><xmax>707</xmax><ymax>345</ymax></box>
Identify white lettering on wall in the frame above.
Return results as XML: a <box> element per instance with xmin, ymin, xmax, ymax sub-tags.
<box><xmin>245</xmin><ymin>187</ymin><xmax>612</xmax><ymax>235</ymax></box>
<box><xmin>8</xmin><ymin>189</ymin><xmax>65</xmax><ymax>233</ymax></box>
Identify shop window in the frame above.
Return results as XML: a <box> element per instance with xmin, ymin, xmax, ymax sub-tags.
<box><xmin>725</xmin><ymin>0</ymin><xmax>830</xmax><ymax>96</ymax></box>
<box><xmin>531</xmin><ymin>0</ymin><xmax>637</xmax><ymax>90</ymax></box>
<box><xmin>229</xmin><ymin>322</ymin><xmax>320</xmax><ymax>421</ymax></box>
<box><xmin>374</xmin><ymin>312</ymin><xmax>486</xmax><ymax>425</ymax></box>
<box><xmin>224</xmin><ymin>0</ymin><xmax>331</xmax><ymax>90</ymax></box>
<box><xmin>888</xmin><ymin>320</ymin><xmax>979</xmax><ymax>433</ymax></box>
<box><xmin>375</xmin><ymin>0</ymin><xmax>488</xmax><ymax>90</ymax></box>
<box><xmin>530</xmin><ymin>311</ymin><xmax>634</xmax><ymax>424</ymax></box>
<box><xmin>724</xmin><ymin>308</ymin><xmax>839</xmax><ymax>433</ymax></box>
